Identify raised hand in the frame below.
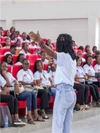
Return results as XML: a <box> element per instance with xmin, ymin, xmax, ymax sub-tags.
<box><xmin>29</xmin><ymin>31</ymin><xmax>41</xmax><ymax>43</ymax></box>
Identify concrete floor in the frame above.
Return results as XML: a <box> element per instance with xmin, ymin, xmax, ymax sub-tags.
<box><xmin>0</xmin><ymin>107</ymin><xmax>100</xmax><ymax>133</ymax></box>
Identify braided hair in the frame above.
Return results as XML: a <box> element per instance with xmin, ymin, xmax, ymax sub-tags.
<box><xmin>56</xmin><ymin>34</ymin><xmax>76</xmax><ymax>60</ymax></box>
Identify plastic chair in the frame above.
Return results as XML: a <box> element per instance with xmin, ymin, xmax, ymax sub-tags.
<box><xmin>0</xmin><ymin>55</ymin><xmax>4</xmax><ymax>62</ymax></box>
<box><xmin>43</xmin><ymin>64</ymin><xmax>48</xmax><ymax>71</ymax></box>
<box><xmin>26</xmin><ymin>54</ymin><xmax>38</xmax><ymax>64</ymax></box>
<box><xmin>29</xmin><ymin>48</ymin><xmax>36</xmax><ymax>54</ymax></box>
<box><xmin>82</xmin><ymin>53</ymin><xmax>87</xmax><ymax>59</ymax></box>
<box><xmin>92</xmin><ymin>60</ymin><xmax>97</xmax><ymax>67</ymax></box>
<box><xmin>13</xmin><ymin>55</ymin><xmax>18</xmax><ymax>64</ymax></box>
<box><xmin>12</xmin><ymin>65</ymin><xmax>22</xmax><ymax>79</ymax></box>
<box><xmin>0</xmin><ymin>48</ymin><xmax>10</xmax><ymax>55</ymax></box>
<box><xmin>42</xmin><ymin>38</ymin><xmax>47</xmax><ymax>43</ymax></box>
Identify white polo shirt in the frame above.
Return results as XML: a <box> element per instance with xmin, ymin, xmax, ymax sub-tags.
<box><xmin>17</xmin><ymin>69</ymin><xmax>35</xmax><ymax>83</ymax></box>
<box><xmin>94</xmin><ymin>64</ymin><xmax>100</xmax><ymax>72</ymax></box>
<box><xmin>83</xmin><ymin>64</ymin><xmax>95</xmax><ymax>76</ymax></box>
<box><xmin>54</xmin><ymin>52</ymin><xmax>76</xmax><ymax>86</ymax></box>
<box><xmin>34</xmin><ymin>70</ymin><xmax>51</xmax><ymax>86</ymax></box>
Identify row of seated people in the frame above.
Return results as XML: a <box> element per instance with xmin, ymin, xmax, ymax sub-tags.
<box><xmin>0</xmin><ymin>50</ymin><xmax>50</xmax><ymax>67</ymax></box>
<box><xmin>0</xmin><ymin>51</ymin><xmax>99</xmax><ymax>111</ymax></box>
<box><xmin>75</xmin><ymin>55</ymin><xmax>100</xmax><ymax>110</ymax></box>
<box><xmin>0</xmin><ymin>27</ymin><xmax>56</xmax><ymax>48</ymax></box>
<box><xmin>73</xmin><ymin>44</ymin><xmax>100</xmax><ymax>60</ymax></box>
<box><xmin>0</xmin><ymin>59</ymin><xmax>56</xmax><ymax>127</ymax></box>
<box><xmin>0</xmin><ymin>55</ymin><xmax>100</xmax><ymax>128</ymax></box>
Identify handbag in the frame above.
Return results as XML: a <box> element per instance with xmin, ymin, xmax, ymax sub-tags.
<box><xmin>0</xmin><ymin>106</ymin><xmax>13</xmax><ymax>127</ymax></box>
<box><xmin>14</xmin><ymin>83</ymin><xmax>25</xmax><ymax>95</ymax></box>
<box><xmin>24</xmin><ymin>85</ymin><xmax>38</xmax><ymax>97</ymax></box>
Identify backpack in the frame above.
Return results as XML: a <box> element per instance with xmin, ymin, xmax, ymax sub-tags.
<box><xmin>0</xmin><ymin>106</ymin><xmax>13</xmax><ymax>128</ymax></box>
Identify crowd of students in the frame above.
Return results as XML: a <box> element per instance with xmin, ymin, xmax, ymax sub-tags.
<box><xmin>0</xmin><ymin>26</ymin><xmax>100</xmax><ymax>127</ymax></box>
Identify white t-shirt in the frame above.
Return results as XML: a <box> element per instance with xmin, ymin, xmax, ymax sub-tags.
<box><xmin>54</xmin><ymin>52</ymin><xmax>76</xmax><ymax>86</ymax></box>
<box><xmin>15</xmin><ymin>62</ymin><xmax>22</xmax><ymax>65</ymax></box>
<box><xmin>3</xmin><ymin>46</ymin><xmax>10</xmax><ymax>48</ymax></box>
<box><xmin>29</xmin><ymin>44</ymin><xmax>37</xmax><ymax>48</ymax></box>
<box><xmin>34</xmin><ymin>70</ymin><xmax>51</xmax><ymax>86</ymax></box>
<box><xmin>82</xmin><ymin>58</ymin><xmax>86</xmax><ymax>62</ymax></box>
<box><xmin>83</xmin><ymin>64</ymin><xmax>95</xmax><ymax>76</ymax></box>
<box><xmin>0</xmin><ymin>74</ymin><xmax>6</xmax><ymax>87</ymax></box>
<box><xmin>76</xmin><ymin>66</ymin><xmax>85</xmax><ymax>82</ymax></box>
<box><xmin>49</xmin><ymin>70</ymin><xmax>56</xmax><ymax>84</ymax></box>
<box><xmin>17</xmin><ymin>69</ymin><xmax>35</xmax><ymax>83</ymax></box>
<box><xmin>4</xmin><ymin>51</ymin><xmax>12</xmax><ymax>56</ymax></box>
<box><xmin>21</xmin><ymin>39</ymin><xmax>30</xmax><ymax>43</ymax></box>
<box><xmin>0</xmin><ymin>72</ymin><xmax>16</xmax><ymax>87</ymax></box>
<box><xmin>94</xmin><ymin>64</ymin><xmax>100</xmax><ymax>72</ymax></box>
<box><xmin>42</xmin><ymin>59</ymin><xmax>49</xmax><ymax>64</ymax></box>
<box><xmin>20</xmin><ymin>49</ymin><xmax>31</xmax><ymax>57</ymax></box>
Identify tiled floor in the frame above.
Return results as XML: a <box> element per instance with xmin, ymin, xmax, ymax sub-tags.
<box><xmin>0</xmin><ymin>107</ymin><xmax>100</xmax><ymax>133</ymax></box>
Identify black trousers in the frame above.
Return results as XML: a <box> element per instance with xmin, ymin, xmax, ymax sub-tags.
<box><xmin>0</xmin><ymin>94</ymin><xmax>18</xmax><ymax>115</ymax></box>
<box><xmin>93</xmin><ymin>81</ymin><xmax>100</xmax><ymax>87</ymax></box>
<box><xmin>88</xmin><ymin>84</ymin><xmax>100</xmax><ymax>102</ymax></box>
<box><xmin>74</xmin><ymin>83</ymin><xmax>89</xmax><ymax>105</ymax></box>
<box><xmin>37</xmin><ymin>89</ymin><xmax>51</xmax><ymax>110</ymax></box>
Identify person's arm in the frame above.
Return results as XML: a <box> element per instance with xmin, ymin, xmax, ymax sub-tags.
<box><xmin>35</xmin><ymin>80</ymin><xmax>41</xmax><ymax>86</ymax></box>
<box><xmin>29</xmin><ymin>31</ymin><xmax>57</xmax><ymax>59</ymax></box>
<box><xmin>86</xmin><ymin>74</ymin><xmax>95</xmax><ymax>79</ymax></box>
<box><xmin>18</xmin><ymin>81</ymin><xmax>30</xmax><ymax>86</ymax></box>
<box><xmin>1</xmin><ymin>86</ymin><xmax>10</xmax><ymax>94</ymax></box>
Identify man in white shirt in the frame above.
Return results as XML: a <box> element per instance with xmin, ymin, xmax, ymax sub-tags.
<box><xmin>40</xmin><ymin>51</ymin><xmax>49</xmax><ymax>64</ymax></box>
<box><xmin>21</xmin><ymin>32</ymin><xmax>30</xmax><ymax>43</ymax></box>
<box><xmin>4</xmin><ymin>45</ymin><xmax>17</xmax><ymax>55</ymax></box>
<box><xmin>20</xmin><ymin>42</ymin><xmax>31</xmax><ymax>57</ymax></box>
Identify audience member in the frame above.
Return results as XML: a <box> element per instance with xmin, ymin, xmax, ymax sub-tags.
<box><xmin>0</xmin><ymin>61</ymin><xmax>26</xmax><ymax>126</ymax></box>
<box><xmin>20</xmin><ymin>42</ymin><xmax>30</xmax><ymax>56</ymax></box>
<box><xmin>3</xmin><ymin>54</ymin><xmax>13</xmax><ymax>65</ymax></box>
<box><xmin>4</xmin><ymin>45</ymin><xmax>17</xmax><ymax>55</ymax></box>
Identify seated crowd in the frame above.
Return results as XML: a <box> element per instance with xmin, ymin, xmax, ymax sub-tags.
<box><xmin>0</xmin><ymin>26</ymin><xmax>100</xmax><ymax>127</ymax></box>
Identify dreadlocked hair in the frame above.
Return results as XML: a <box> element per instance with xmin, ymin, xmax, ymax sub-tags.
<box><xmin>56</xmin><ymin>34</ymin><xmax>76</xmax><ymax>60</ymax></box>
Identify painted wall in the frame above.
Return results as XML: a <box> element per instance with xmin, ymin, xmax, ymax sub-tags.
<box><xmin>0</xmin><ymin>0</ymin><xmax>100</xmax><ymax>48</ymax></box>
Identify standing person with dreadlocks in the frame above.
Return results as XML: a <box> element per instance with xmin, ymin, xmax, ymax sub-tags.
<box><xmin>29</xmin><ymin>31</ymin><xmax>76</xmax><ymax>133</ymax></box>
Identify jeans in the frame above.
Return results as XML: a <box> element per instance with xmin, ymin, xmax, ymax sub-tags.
<box><xmin>52</xmin><ymin>83</ymin><xmax>76</xmax><ymax>133</ymax></box>
<box><xmin>16</xmin><ymin>91</ymin><xmax>37</xmax><ymax>111</ymax></box>
<box><xmin>51</xmin><ymin>88</ymin><xmax>56</xmax><ymax>98</ymax></box>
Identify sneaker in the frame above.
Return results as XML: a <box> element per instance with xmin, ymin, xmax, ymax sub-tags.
<box><xmin>84</xmin><ymin>105</ymin><xmax>90</xmax><ymax>110</ymax></box>
<box><xmin>14</xmin><ymin>120</ymin><xmax>26</xmax><ymax>127</ymax></box>
<box><xmin>74</xmin><ymin>106</ymin><xmax>80</xmax><ymax>111</ymax></box>
<box><xmin>96</xmin><ymin>101</ymin><xmax>100</xmax><ymax>107</ymax></box>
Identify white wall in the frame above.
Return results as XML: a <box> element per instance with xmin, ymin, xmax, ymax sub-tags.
<box><xmin>0</xmin><ymin>0</ymin><xmax>100</xmax><ymax>48</ymax></box>
<box><xmin>14</xmin><ymin>19</ymin><xmax>88</xmax><ymax>46</ymax></box>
